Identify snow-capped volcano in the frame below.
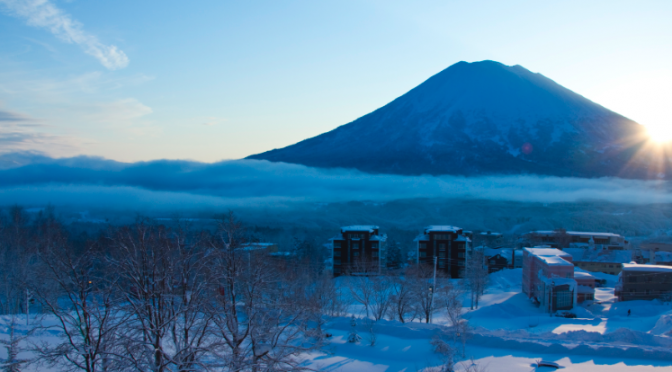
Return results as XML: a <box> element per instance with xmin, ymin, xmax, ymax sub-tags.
<box><xmin>247</xmin><ymin>60</ymin><xmax>652</xmax><ymax>178</ymax></box>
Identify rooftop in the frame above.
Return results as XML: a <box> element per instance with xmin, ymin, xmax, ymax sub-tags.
<box><xmin>342</xmin><ymin>225</ymin><xmax>378</xmax><ymax>232</ymax></box>
<box><xmin>622</xmin><ymin>263</ymin><xmax>672</xmax><ymax>272</ymax></box>
<box><xmin>538</xmin><ymin>255</ymin><xmax>573</xmax><ymax>266</ymax></box>
<box><xmin>531</xmin><ymin>230</ymin><xmax>622</xmax><ymax>238</ymax></box>
<box><xmin>425</xmin><ymin>225</ymin><xmax>462</xmax><ymax>233</ymax></box>
<box><xmin>524</xmin><ymin>247</ymin><xmax>571</xmax><ymax>258</ymax></box>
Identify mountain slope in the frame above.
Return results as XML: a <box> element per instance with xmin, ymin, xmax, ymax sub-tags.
<box><xmin>247</xmin><ymin>60</ymin><xmax>651</xmax><ymax>178</ymax></box>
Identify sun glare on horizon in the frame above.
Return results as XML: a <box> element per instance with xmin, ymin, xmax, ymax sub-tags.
<box><xmin>646</xmin><ymin>124</ymin><xmax>672</xmax><ymax>143</ymax></box>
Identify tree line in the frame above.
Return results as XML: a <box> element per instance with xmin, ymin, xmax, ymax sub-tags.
<box><xmin>0</xmin><ymin>206</ymin><xmax>489</xmax><ymax>372</ymax></box>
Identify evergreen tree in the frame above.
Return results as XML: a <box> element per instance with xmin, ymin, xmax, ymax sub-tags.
<box><xmin>347</xmin><ymin>316</ymin><xmax>361</xmax><ymax>343</ymax></box>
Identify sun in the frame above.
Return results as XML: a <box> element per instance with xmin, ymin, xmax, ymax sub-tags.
<box><xmin>646</xmin><ymin>124</ymin><xmax>672</xmax><ymax>143</ymax></box>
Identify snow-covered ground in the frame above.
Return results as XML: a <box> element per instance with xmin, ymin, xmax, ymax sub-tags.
<box><xmin>3</xmin><ymin>268</ymin><xmax>672</xmax><ymax>371</ymax></box>
<box><xmin>301</xmin><ymin>269</ymin><xmax>672</xmax><ymax>371</ymax></box>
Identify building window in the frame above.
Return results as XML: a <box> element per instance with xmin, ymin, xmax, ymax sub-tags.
<box><xmin>439</xmin><ymin>261</ymin><xmax>446</xmax><ymax>268</ymax></box>
<box><xmin>439</xmin><ymin>243</ymin><xmax>446</xmax><ymax>251</ymax></box>
<box><xmin>420</xmin><ymin>251</ymin><xmax>427</xmax><ymax>258</ymax></box>
<box><xmin>556</xmin><ymin>291</ymin><xmax>572</xmax><ymax>308</ymax></box>
<box><xmin>458</xmin><ymin>252</ymin><xmax>465</xmax><ymax>258</ymax></box>
<box><xmin>353</xmin><ymin>252</ymin><xmax>360</xmax><ymax>257</ymax></box>
<box><xmin>439</xmin><ymin>251</ymin><xmax>446</xmax><ymax>258</ymax></box>
<box><xmin>352</xmin><ymin>243</ymin><xmax>359</xmax><ymax>249</ymax></box>
<box><xmin>490</xmin><ymin>260</ymin><xmax>496</xmax><ymax>265</ymax></box>
<box><xmin>566</xmin><ymin>273</ymin><xmax>571</xmax><ymax>278</ymax></box>
<box><xmin>458</xmin><ymin>261</ymin><xmax>465</xmax><ymax>266</ymax></box>
<box><xmin>334</xmin><ymin>268</ymin><xmax>341</xmax><ymax>273</ymax></box>
<box><xmin>334</xmin><ymin>251</ymin><xmax>341</xmax><ymax>257</ymax></box>
<box><xmin>334</xmin><ymin>259</ymin><xmax>341</xmax><ymax>265</ymax></box>
<box><xmin>420</xmin><ymin>242</ymin><xmax>427</xmax><ymax>249</ymax></box>
<box><xmin>334</xmin><ymin>241</ymin><xmax>341</xmax><ymax>249</ymax></box>
<box><xmin>434</xmin><ymin>234</ymin><xmax>448</xmax><ymax>240</ymax></box>
<box><xmin>372</xmin><ymin>251</ymin><xmax>379</xmax><ymax>258</ymax></box>
<box><xmin>371</xmin><ymin>242</ymin><xmax>379</xmax><ymax>249</ymax></box>
<box><xmin>629</xmin><ymin>277</ymin><xmax>637</xmax><ymax>283</ymax></box>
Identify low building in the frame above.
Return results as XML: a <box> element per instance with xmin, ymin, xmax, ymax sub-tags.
<box><xmin>331</xmin><ymin>226</ymin><xmax>387</xmax><ymax>276</ymax></box>
<box><xmin>526</xmin><ymin>231</ymin><xmax>628</xmax><ymax>250</ymax></box>
<box><xmin>616</xmin><ymin>264</ymin><xmax>672</xmax><ymax>301</ymax></box>
<box><xmin>640</xmin><ymin>242</ymin><xmax>672</xmax><ymax>252</ymax></box>
<box><xmin>415</xmin><ymin>225</ymin><xmax>471</xmax><ymax>278</ymax></box>
<box><xmin>564</xmin><ymin>248</ymin><xmax>632</xmax><ymax>276</ymax></box>
<box><xmin>522</xmin><ymin>248</ymin><xmax>577</xmax><ymax>312</ymax></box>
<box><xmin>574</xmin><ymin>270</ymin><xmax>597</xmax><ymax>302</ymax></box>
<box><xmin>478</xmin><ymin>247</ymin><xmax>509</xmax><ymax>273</ymax></box>
<box><xmin>500</xmin><ymin>248</ymin><xmax>523</xmax><ymax>269</ymax></box>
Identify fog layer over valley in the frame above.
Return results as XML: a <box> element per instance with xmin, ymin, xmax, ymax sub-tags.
<box><xmin>1</xmin><ymin>153</ymin><xmax>672</xmax><ymax>239</ymax></box>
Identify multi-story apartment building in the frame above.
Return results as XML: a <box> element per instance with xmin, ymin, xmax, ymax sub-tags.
<box><xmin>526</xmin><ymin>231</ymin><xmax>628</xmax><ymax>250</ymax></box>
<box><xmin>415</xmin><ymin>226</ymin><xmax>471</xmax><ymax>278</ymax></box>
<box><xmin>331</xmin><ymin>225</ymin><xmax>387</xmax><ymax>276</ymax></box>
<box><xmin>615</xmin><ymin>264</ymin><xmax>672</xmax><ymax>301</ymax></box>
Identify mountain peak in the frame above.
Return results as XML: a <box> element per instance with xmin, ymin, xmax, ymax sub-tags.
<box><xmin>248</xmin><ymin>61</ymin><xmax>649</xmax><ymax>178</ymax></box>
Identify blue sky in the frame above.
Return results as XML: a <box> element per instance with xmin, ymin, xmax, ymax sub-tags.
<box><xmin>0</xmin><ymin>0</ymin><xmax>671</xmax><ymax>162</ymax></box>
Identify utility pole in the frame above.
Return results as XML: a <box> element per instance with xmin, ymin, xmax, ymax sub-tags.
<box><xmin>26</xmin><ymin>289</ymin><xmax>29</xmax><ymax>326</ymax></box>
<box><xmin>430</xmin><ymin>256</ymin><xmax>437</xmax><ymax>322</ymax></box>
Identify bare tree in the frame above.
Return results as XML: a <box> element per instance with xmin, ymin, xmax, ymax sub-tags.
<box><xmin>465</xmin><ymin>251</ymin><xmax>489</xmax><ymax>310</ymax></box>
<box><xmin>408</xmin><ymin>264</ymin><xmax>442</xmax><ymax>323</ymax></box>
<box><xmin>438</xmin><ymin>284</ymin><xmax>467</xmax><ymax>356</ymax></box>
<box><xmin>369</xmin><ymin>276</ymin><xmax>392</xmax><ymax>321</ymax></box>
<box><xmin>108</xmin><ymin>223</ymin><xmax>213</xmax><ymax>372</ymax></box>
<box><xmin>388</xmin><ymin>276</ymin><xmax>416</xmax><ymax>323</ymax></box>
<box><xmin>31</xmin><ymin>224</ymin><xmax>128</xmax><ymax>372</ymax></box>
<box><xmin>430</xmin><ymin>334</ymin><xmax>456</xmax><ymax>372</ymax></box>
<box><xmin>346</xmin><ymin>275</ymin><xmax>375</xmax><ymax>319</ymax></box>
<box><xmin>207</xmin><ymin>212</ymin><xmax>318</xmax><ymax>372</ymax></box>
<box><xmin>0</xmin><ymin>317</ymin><xmax>30</xmax><ymax>372</ymax></box>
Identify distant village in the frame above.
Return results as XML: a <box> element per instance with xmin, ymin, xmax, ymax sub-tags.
<box><xmin>252</xmin><ymin>225</ymin><xmax>672</xmax><ymax>313</ymax></box>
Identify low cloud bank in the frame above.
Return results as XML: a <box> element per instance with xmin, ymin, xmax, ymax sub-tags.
<box><xmin>0</xmin><ymin>153</ymin><xmax>671</xmax><ymax>209</ymax></box>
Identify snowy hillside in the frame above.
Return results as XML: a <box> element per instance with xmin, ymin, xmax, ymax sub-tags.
<box><xmin>248</xmin><ymin>61</ymin><xmax>654</xmax><ymax>178</ymax></box>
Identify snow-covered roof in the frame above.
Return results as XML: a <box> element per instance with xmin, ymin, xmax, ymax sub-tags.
<box><xmin>531</xmin><ymin>231</ymin><xmax>623</xmax><ymax>238</ymax></box>
<box><xmin>454</xmin><ymin>235</ymin><xmax>471</xmax><ymax>242</ymax></box>
<box><xmin>573</xmin><ymin>270</ymin><xmax>596</xmax><ymax>279</ymax></box>
<box><xmin>425</xmin><ymin>225</ymin><xmax>461</xmax><ymax>233</ymax></box>
<box><xmin>564</xmin><ymin>248</ymin><xmax>632</xmax><ymax>263</ymax></box>
<box><xmin>538</xmin><ymin>255</ymin><xmax>573</xmax><ymax>266</ymax></box>
<box><xmin>622</xmin><ymin>263</ymin><xmax>672</xmax><ymax>272</ymax></box>
<box><xmin>342</xmin><ymin>225</ymin><xmax>378</xmax><ymax>232</ymax></box>
<box><xmin>524</xmin><ymin>247</ymin><xmax>571</xmax><ymax>258</ymax></box>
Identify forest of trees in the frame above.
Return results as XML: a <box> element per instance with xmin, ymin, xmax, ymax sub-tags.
<box><xmin>0</xmin><ymin>206</ymin><xmax>488</xmax><ymax>372</ymax></box>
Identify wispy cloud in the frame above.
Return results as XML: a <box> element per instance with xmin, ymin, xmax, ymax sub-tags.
<box><xmin>0</xmin><ymin>0</ymin><xmax>129</xmax><ymax>70</ymax></box>
<box><xmin>0</xmin><ymin>109</ymin><xmax>87</xmax><ymax>155</ymax></box>
<box><xmin>0</xmin><ymin>109</ymin><xmax>28</xmax><ymax>122</ymax></box>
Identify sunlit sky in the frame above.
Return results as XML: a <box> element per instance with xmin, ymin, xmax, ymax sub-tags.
<box><xmin>0</xmin><ymin>0</ymin><xmax>671</xmax><ymax>162</ymax></box>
